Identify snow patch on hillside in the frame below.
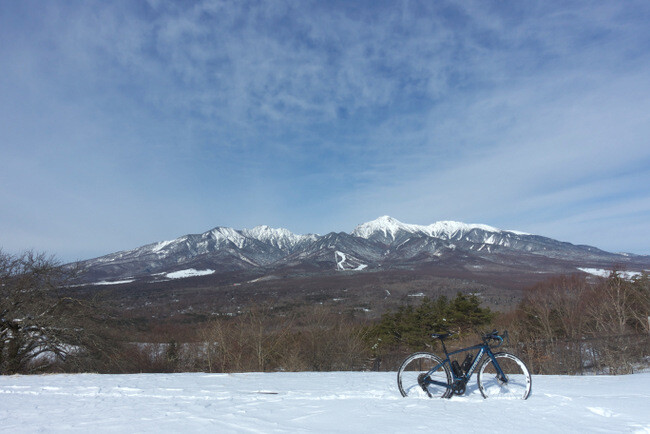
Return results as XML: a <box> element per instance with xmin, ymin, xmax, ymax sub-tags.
<box><xmin>165</xmin><ymin>269</ymin><xmax>215</xmax><ymax>279</ymax></box>
<box><xmin>91</xmin><ymin>279</ymin><xmax>136</xmax><ymax>285</ymax></box>
<box><xmin>578</xmin><ymin>268</ymin><xmax>643</xmax><ymax>280</ymax></box>
<box><xmin>210</xmin><ymin>227</ymin><xmax>246</xmax><ymax>248</ymax></box>
<box><xmin>507</xmin><ymin>229</ymin><xmax>531</xmax><ymax>236</ymax></box>
<box><xmin>151</xmin><ymin>240</ymin><xmax>175</xmax><ymax>253</ymax></box>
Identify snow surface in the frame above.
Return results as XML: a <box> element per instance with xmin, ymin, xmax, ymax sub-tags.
<box><xmin>578</xmin><ymin>268</ymin><xmax>644</xmax><ymax>280</ymax></box>
<box><xmin>91</xmin><ymin>279</ymin><xmax>136</xmax><ymax>286</ymax></box>
<box><xmin>1</xmin><ymin>372</ymin><xmax>648</xmax><ymax>433</ymax></box>
<box><xmin>165</xmin><ymin>269</ymin><xmax>215</xmax><ymax>279</ymax></box>
<box><xmin>151</xmin><ymin>240</ymin><xmax>175</xmax><ymax>253</ymax></box>
<box><xmin>210</xmin><ymin>227</ymin><xmax>247</xmax><ymax>249</ymax></box>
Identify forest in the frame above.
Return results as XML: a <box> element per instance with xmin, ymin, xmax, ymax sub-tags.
<box><xmin>1</xmin><ymin>250</ymin><xmax>648</xmax><ymax>375</ymax></box>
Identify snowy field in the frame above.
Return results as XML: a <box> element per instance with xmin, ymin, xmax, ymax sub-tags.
<box><xmin>1</xmin><ymin>372</ymin><xmax>649</xmax><ymax>433</ymax></box>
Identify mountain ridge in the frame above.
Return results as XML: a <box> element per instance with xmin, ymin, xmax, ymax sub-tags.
<box><xmin>75</xmin><ymin>216</ymin><xmax>649</xmax><ymax>283</ymax></box>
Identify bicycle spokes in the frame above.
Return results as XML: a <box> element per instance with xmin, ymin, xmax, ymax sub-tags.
<box><xmin>478</xmin><ymin>353</ymin><xmax>531</xmax><ymax>399</ymax></box>
<box><xmin>397</xmin><ymin>352</ymin><xmax>451</xmax><ymax>399</ymax></box>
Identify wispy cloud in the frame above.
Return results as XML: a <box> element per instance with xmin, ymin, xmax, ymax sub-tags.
<box><xmin>1</xmin><ymin>0</ymin><xmax>649</xmax><ymax>259</ymax></box>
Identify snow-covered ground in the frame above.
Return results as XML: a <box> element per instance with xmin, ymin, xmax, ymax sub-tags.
<box><xmin>578</xmin><ymin>267</ymin><xmax>645</xmax><ymax>280</ymax></box>
<box><xmin>90</xmin><ymin>279</ymin><xmax>136</xmax><ymax>286</ymax></box>
<box><xmin>165</xmin><ymin>268</ymin><xmax>215</xmax><ymax>279</ymax></box>
<box><xmin>1</xmin><ymin>372</ymin><xmax>649</xmax><ymax>433</ymax></box>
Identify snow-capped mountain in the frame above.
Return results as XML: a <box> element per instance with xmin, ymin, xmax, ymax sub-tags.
<box><xmin>352</xmin><ymin>216</ymin><xmax>503</xmax><ymax>243</ymax></box>
<box><xmin>240</xmin><ymin>225</ymin><xmax>318</xmax><ymax>250</ymax></box>
<box><xmin>75</xmin><ymin>216</ymin><xmax>650</xmax><ymax>283</ymax></box>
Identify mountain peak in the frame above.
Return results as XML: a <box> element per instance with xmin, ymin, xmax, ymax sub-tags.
<box><xmin>243</xmin><ymin>225</ymin><xmax>293</xmax><ymax>239</ymax></box>
<box><xmin>76</xmin><ymin>216</ymin><xmax>648</xmax><ymax>284</ymax></box>
<box><xmin>352</xmin><ymin>216</ymin><xmax>413</xmax><ymax>240</ymax></box>
<box><xmin>353</xmin><ymin>216</ymin><xmax>503</xmax><ymax>241</ymax></box>
<box><xmin>426</xmin><ymin>220</ymin><xmax>501</xmax><ymax>236</ymax></box>
<box><xmin>241</xmin><ymin>225</ymin><xmax>317</xmax><ymax>249</ymax></box>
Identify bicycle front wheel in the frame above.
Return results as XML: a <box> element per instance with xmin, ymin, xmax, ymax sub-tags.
<box><xmin>397</xmin><ymin>352</ymin><xmax>451</xmax><ymax>398</ymax></box>
<box><xmin>477</xmin><ymin>352</ymin><xmax>531</xmax><ymax>399</ymax></box>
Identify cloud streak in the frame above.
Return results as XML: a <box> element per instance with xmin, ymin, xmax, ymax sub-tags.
<box><xmin>1</xmin><ymin>0</ymin><xmax>650</xmax><ymax>260</ymax></box>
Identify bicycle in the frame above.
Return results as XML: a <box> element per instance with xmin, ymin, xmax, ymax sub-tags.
<box><xmin>397</xmin><ymin>330</ymin><xmax>531</xmax><ymax>400</ymax></box>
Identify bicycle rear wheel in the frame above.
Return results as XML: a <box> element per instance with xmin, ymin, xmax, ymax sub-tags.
<box><xmin>477</xmin><ymin>352</ymin><xmax>531</xmax><ymax>399</ymax></box>
<box><xmin>397</xmin><ymin>352</ymin><xmax>451</xmax><ymax>398</ymax></box>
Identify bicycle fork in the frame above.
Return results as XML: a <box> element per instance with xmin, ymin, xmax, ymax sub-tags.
<box><xmin>483</xmin><ymin>349</ymin><xmax>509</xmax><ymax>384</ymax></box>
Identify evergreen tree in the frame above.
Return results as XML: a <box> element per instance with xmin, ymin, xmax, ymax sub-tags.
<box><xmin>367</xmin><ymin>292</ymin><xmax>493</xmax><ymax>355</ymax></box>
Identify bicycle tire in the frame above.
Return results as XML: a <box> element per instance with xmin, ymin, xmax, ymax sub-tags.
<box><xmin>477</xmin><ymin>352</ymin><xmax>532</xmax><ymax>399</ymax></box>
<box><xmin>397</xmin><ymin>352</ymin><xmax>451</xmax><ymax>398</ymax></box>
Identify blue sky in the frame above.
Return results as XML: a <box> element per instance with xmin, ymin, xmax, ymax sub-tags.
<box><xmin>1</xmin><ymin>0</ymin><xmax>650</xmax><ymax>262</ymax></box>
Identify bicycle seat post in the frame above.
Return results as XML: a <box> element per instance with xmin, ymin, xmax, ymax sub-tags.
<box><xmin>438</xmin><ymin>336</ymin><xmax>450</xmax><ymax>358</ymax></box>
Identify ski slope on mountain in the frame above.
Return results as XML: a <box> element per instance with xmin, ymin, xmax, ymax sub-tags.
<box><xmin>1</xmin><ymin>372</ymin><xmax>649</xmax><ymax>433</ymax></box>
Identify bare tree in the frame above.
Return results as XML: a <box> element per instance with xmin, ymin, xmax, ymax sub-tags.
<box><xmin>245</xmin><ymin>304</ymin><xmax>294</xmax><ymax>372</ymax></box>
<box><xmin>195</xmin><ymin>304</ymin><xmax>368</xmax><ymax>373</ymax></box>
<box><xmin>509</xmin><ymin>272</ymin><xmax>650</xmax><ymax>375</ymax></box>
<box><xmin>1</xmin><ymin>250</ymin><xmax>120</xmax><ymax>374</ymax></box>
<box><xmin>629</xmin><ymin>273</ymin><xmax>650</xmax><ymax>334</ymax></box>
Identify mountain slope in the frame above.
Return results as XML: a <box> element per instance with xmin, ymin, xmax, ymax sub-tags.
<box><xmin>75</xmin><ymin>216</ymin><xmax>650</xmax><ymax>283</ymax></box>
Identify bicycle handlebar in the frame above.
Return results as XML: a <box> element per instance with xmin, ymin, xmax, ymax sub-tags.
<box><xmin>482</xmin><ymin>329</ymin><xmax>509</xmax><ymax>347</ymax></box>
<box><xmin>431</xmin><ymin>329</ymin><xmax>509</xmax><ymax>346</ymax></box>
<box><xmin>430</xmin><ymin>329</ymin><xmax>511</xmax><ymax>348</ymax></box>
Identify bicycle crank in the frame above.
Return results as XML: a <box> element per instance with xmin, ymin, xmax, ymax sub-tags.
<box><xmin>452</xmin><ymin>379</ymin><xmax>466</xmax><ymax>395</ymax></box>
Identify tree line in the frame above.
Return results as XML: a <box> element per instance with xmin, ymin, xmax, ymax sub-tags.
<box><xmin>504</xmin><ymin>272</ymin><xmax>649</xmax><ymax>374</ymax></box>
<box><xmin>2</xmin><ymin>250</ymin><xmax>648</xmax><ymax>375</ymax></box>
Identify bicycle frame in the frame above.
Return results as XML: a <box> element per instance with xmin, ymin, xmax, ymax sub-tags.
<box><xmin>423</xmin><ymin>338</ymin><xmax>508</xmax><ymax>390</ymax></box>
